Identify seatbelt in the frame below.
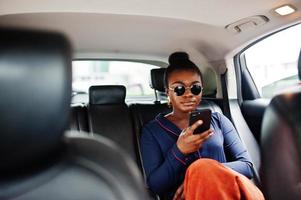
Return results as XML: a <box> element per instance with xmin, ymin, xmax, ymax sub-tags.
<box><xmin>220</xmin><ymin>69</ymin><xmax>232</xmax><ymax>120</ymax></box>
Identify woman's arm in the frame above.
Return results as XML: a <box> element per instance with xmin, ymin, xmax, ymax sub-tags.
<box><xmin>218</xmin><ymin>113</ymin><xmax>254</xmax><ymax>178</ymax></box>
<box><xmin>140</xmin><ymin>125</ymin><xmax>186</xmax><ymax>194</ymax></box>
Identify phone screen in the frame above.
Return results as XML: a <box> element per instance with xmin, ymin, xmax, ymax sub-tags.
<box><xmin>189</xmin><ymin>109</ymin><xmax>212</xmax><ymax>134</ymax></box>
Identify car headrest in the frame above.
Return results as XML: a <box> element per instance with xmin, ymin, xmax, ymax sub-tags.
<box><xmin>0</xmin><ymin>29</ymin><xmax>72</xmax><ymax>173</ymax></box>
<box><xmin>150</xmin><ymin>68</ymin><xmax>166</xmax><ymax>92</ymax></box>
<box><xmin>89</xmin><ymin>85</ymin><xmax>126</xmax><ymax>105</ymax></box>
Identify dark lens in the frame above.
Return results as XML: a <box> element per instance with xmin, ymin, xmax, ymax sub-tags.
<box><xmin>191</xmin><ymin>84</ymin><xmax>202</xmax><ymax>95</ymax></box>
<box><xmin>174</xmin><ymin>86</ymin><xmax>185</xmax><ymax>96</ymax></box>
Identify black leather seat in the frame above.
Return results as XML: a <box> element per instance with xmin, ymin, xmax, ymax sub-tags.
<box><xmin>69</xmin><ymin>103</ymin><xmax>89</xmax><ymax>132</ymax></box>
<box><xmin>260</xmin><ymin>51</ymin><xmax>301</xmax><ymax>200</ymax></box>
<box><xmin>88</xmin><ymin>85</ymin><xmax>139</xmax><ymax>163</ymax></box>
<box><xmin>0</xmin><ymin>29</ymin><xmax>148</xmax><ymax>200</ymax></box>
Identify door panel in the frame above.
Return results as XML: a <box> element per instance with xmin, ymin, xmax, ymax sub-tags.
<box><xmin>241</xmin><ymin>99</ymin><xmax>270</xmax><ymax>143</ymax></box>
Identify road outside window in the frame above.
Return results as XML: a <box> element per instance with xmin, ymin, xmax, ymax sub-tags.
<box><xmin>244</xmin><ymin>24</ymin><xmax>301</xmax><ymax>98</ymax></box>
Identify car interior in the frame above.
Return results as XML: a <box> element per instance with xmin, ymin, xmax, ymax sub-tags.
<box><xmin>0</xmin><ymin>0</ymin><xmax>301</xmax><ymax>199</ymax></box>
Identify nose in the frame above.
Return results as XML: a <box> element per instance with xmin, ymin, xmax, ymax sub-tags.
<box><xmin>183</xmin><ymin>87</ymin><xmax>193</xmax><ymax>97</ymax></box>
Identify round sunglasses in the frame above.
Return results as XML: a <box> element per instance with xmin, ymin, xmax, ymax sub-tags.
<box><xmin>169</xmin><ymin>83</ymin><xmax>203</xmax><ymax>96</ymax></box>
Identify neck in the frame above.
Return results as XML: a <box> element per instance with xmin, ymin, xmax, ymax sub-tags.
<box><xmin>166</xmin><ymin>109</ymin><xmax>191</xmax><ymax>129</ymax></box>
<box><xmin>172</xmin><ymin>109</ymin><xmax>190</xmax><ymax>120</ymax></box>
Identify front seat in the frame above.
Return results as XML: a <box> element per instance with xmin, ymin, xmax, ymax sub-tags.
<box><xmin>260</xmin><ymin>50</ymin><xmax>301</xmax><ymax>200</ymax></box>
<box><xmin>0</xmin><ymin>29</ymin><xmax>148</xmax><ymax>200</ymax></box>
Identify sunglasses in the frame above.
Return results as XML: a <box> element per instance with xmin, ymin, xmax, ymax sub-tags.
<box><xmin>169</xmin><ymin>83</ymin><xmax>203</xmax><ymax>96</ymax></box>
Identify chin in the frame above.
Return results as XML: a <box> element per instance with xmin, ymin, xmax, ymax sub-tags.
<box><xmin>182</xmin><ymin>106</ymin><xmax>197</xmax><ymax>113</ymax></box>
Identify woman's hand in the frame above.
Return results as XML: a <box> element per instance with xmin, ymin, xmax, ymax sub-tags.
<box><xmin>173</xmin><ymin>182</ymin><xmax>184</xmax><ymax>200</ymax></box>
<box><xmin>176</xmin><ymin>120</ymin><xmax>213</xmax><ymax>155</ymax></box>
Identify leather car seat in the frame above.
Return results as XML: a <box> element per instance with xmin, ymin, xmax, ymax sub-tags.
<box><xmin>260</xmin><ymin>50</ymin><xmax>301</xmax><ymax>200</ymax></box>
<box><xmin>0</xmin><ymin>28</ymin><xmax>148</xmax><ymax>200</ymax></box>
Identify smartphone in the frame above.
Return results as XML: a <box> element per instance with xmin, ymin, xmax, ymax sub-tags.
<box><xmin>189</xmin><ymin>109</ymin><xmax>212</xmax><ymax>134</ymax></box>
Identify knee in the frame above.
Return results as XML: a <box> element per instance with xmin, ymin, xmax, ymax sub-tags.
<box><xmin>187</xmin><ymin>158</ymin><xmax>220</xmax><ymax>173</ymax></box>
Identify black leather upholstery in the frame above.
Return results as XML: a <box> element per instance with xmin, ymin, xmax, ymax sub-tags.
<box><xmin>150</xmin><ymin>68</ymin><xmax>165</xmax><ymax>92</ymax></box>
<box><xmin>261</xmin><ymin>92</ymin><xmax>301</xmax><ymax>200</ymax></box>
<box><xmin>0</xmin><ymin>29</ymin><xmax>148</xmax><ymax>200</ymax></box>
<box><xmin>261</xmin><ymin>51</ymin><xmax>301</xmax><ymax>200</ymax></box>
<box><xmin>1</xmin><ymin>132</ymin><xmax>148</xmax><ymax>200</ymax></box>
<box><xmin>0</xmin><ymin>29</ymin><xmax>72</xmax><ymax>173</ymax></box>
<box><xmin>89</xmin><ymin>85</ymin><xmax>126</xmax><ymax>105</ymax></box>
<box><xmin>69</xmin><ymin>103</ymin><xmax>89</xmax><ymax>132</ymax></box>
<box><xmin>88</xmin><ymin>85</ymin><xmax>139</xmax><ymax>162</ymax></box>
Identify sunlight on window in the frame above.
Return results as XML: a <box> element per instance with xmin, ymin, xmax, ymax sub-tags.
<box><xmin>72</xmin><ymin>60</ymin><xmax>159</xmax><ymax>98</ymax></box>
<box><xmin>244</xmin><ymin>23</ymin><xmax>301</xmax><ymax>98</ymax></box>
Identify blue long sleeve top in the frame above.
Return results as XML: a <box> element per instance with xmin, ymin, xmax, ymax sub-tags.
<box><xmin>140</xmin><ymin>112</ymin><xmax>254</xmax><ymax>199</ymax></box>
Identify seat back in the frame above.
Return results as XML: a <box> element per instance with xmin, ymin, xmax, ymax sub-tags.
<box><xmin>88</xmin><ymin>85</ymin><xmax>139</xmax><ymax>162</ymax></box>
<box><xmin>69</xmin><ymin>103</ymin><xmax>89</xmax><ymax>132</ymax></box>
<box><xmin>261</xmin><ymin>50</ymin><xmax>301</xmax><ymax>200</ymax></box>
<box><xmin>0</xmin><ymin>29</ymin><xmax>147</xmax><ymax>200</ymax></box>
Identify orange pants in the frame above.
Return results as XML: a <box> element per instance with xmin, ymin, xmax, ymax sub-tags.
<box><xmin>184</xmin><ymin>159</ymin><xmax>265</xmax><ymax>200</ymax></box>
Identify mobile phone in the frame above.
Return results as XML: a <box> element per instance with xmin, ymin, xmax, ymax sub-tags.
<box><xmin>189</xmin><ymin>109</ymin><xmax>212</xmax><ymax>134</ymax></box>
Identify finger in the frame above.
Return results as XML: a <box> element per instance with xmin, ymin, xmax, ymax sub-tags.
<box><xmin>173</xmin><ymin>190</ymin><xmax>180</xmax><ymax>200</ymax></box>
<box><xmin>181</xmin><ymin>191</ymin><xmax>185</xmax><ymax>200</ymax></box>
<box><xmin>173</xmin><ymin>186</ymin><xmax>183</xmax><ymax>200</ymax></box>
<box><xmin>187</xmin><ymin>120</ymin><xmax>203</xmax><ymax>135</ymax></box>
<box><xmin>184</xmin><ymin>126</ymin><xmax>193</xmax><ymax>136</ymax></box>
<box><xmin>204</xmin><ymin>130</ymin><xmax>214</xmax><ymax>140</ymax></box>
<box><xmin>178</xmin><ymin>183</ymin><xmax>184</xmax><ymax>192</ymax></box>
<box><xmin>174</xmin><ymin>189</ymin><xmax>183</xmax><ymax>200</ymax></box>
<box><xmin>199</xmin><ymin>129</ymin><xmax>213</xmax><ymax>139</ymax></box>
<box><xmin>188</xmin><ymin>129</ymin><xmax>212</xmax><ymax>141</ymax></box>
<box><xmin>172</xmin><ymin>192</ymin><xmax>177</xmax><ymax>200</ymax></box>
<box><xmin>195</xmin><ymin>135</ymin><xmax>212</xmax><ymax>145</ymax></box>
<box><xmin>195</xmin><ymin>132</ymin><xmax>214</xmax><ymax>145</ymax></box>
<box><xmin>179</xmin><ymin>128</ymin><xmax>187</xmax><ymax>136</ymax></box>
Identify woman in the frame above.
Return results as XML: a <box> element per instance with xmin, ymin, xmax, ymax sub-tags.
<box><xmin>140</xmin><ymin>52</ymin><xmax>263</xmax><ymax>200</ymax></box>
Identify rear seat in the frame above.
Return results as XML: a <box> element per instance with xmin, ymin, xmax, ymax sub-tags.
<box><xmin>69</xmin><ymin>103</ymin><xmax>89</xmax><ymax>132</ymax></box>
<box><xmin>68</xmin><ymin>69</ymin><xmax>223</xmax><ymax>199</ymax></box>
<box><xmin>69</xmin><ymin>69</ymin><xmax>222</xmax><ymax>168</ymax></box>
<box><xmin>87</xmin><ymin>85</ymin><xmax>140</xmax><ymax>165</ymax></box>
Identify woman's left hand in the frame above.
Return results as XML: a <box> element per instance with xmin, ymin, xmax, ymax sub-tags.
<box><xmin>173</xmin><ymin>182</ymin><xmax>184</xmax><ymax>200</ymax></box>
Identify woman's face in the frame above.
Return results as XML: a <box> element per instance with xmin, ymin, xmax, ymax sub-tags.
<box><xmin>167</xmin><ymin>70</ymin><xmax>202</xmax><ymax>113</ymax></box>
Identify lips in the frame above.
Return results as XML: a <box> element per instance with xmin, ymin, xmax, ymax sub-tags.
<box><xmin>181</xmin><ymin>101</ymin><xmax>196</xmax><ymax>106</ymax></box>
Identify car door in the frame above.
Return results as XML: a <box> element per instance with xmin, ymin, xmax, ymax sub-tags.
<box><xmin>235</xmin><ymin>23</ymin><xmax>301</xmax><ymax>144</ymax></box>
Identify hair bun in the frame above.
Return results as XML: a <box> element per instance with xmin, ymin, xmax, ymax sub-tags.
<box><xmin>168</xmin><ymin>52</ymin><xmax>189</xmax><ymax>65</ymax></box>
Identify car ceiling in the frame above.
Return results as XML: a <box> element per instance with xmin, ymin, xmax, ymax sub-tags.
<box><xmin>0</xmin><ymin>0</ymin><xmax>301</xmax><ymax>73</ymax></box>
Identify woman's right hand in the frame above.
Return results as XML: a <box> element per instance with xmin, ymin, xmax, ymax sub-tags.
<box><xmin>176</xmin><ymin>120</ymin><xmax>213</xmax><ymax>155</ymax></box>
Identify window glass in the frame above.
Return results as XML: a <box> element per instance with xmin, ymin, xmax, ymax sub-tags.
<box><xmin>72</xmin><ymin>60</ymin><xmax>159</xmax><ymax>98</ymax></box>
<box><xmin>244</xmin><ymin>24</ymin><xmax>301</xmax><ymax>98</ymax></box>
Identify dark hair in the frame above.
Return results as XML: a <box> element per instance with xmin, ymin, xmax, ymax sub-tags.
<box><xmin>164</xmin><ymin>52</ymin><xmax>203</xmax><ymax>88</ymax></box>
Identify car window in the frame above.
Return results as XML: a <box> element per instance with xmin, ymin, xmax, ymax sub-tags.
<box><xmin>244</xmin><ymin>23</ymin><xmax>301</xmax><ymax>98</ymax></box>
<box><xmin>72</xmin><ymin>60</ymin><xmax>159</xmax><ymax>99</ymax></box>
